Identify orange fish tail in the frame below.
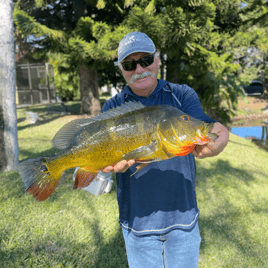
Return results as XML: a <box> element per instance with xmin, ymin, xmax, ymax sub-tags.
<box><xmin>16</xmin><ymin>157</ymin><xmax>62</xmax><ymax>201</ymax></box>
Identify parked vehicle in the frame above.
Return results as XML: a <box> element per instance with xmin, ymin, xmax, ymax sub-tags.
<box><xmin>243</xmin><ymin>80</ymin><xmax>268</xmax><ymax>95</ymax></box>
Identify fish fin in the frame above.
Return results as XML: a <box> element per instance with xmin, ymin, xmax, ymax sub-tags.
<box><xmin>135</xmin><ymin>159</ymin><xmax>162</xmax><ymax>164</ymax></box>
<box><xmin>122</xmin><ymin>140</ymin><xmax>160</xmax><ymax>160</ymax></box>
<box><xmin>27</xmin><ymin>180</ymin><xmax>60</xmax><ymax>202</ymax></box>
<box><xmin>52</xmin><ymin>118</ymin><xmax>96</xmax><ymax>150</ymax></box>
<box><xmin>161</xmin><ymin>141</ymin><xmax>196</xmax><ymax>157</ymax></box>
<box><xmin>16</xmin><ymin>157</ymin><xmax>61</xmax><ymax>201</ymax></box>
<box><xmin>174</xmin><ymin>145</ymin><xmax>196</xmax><ymax>156</ymax></box>
<box><xmin>194</xmin><ymin>133</ymin><xmax>218</xmax><ymax>145</ymax></box>
<box><xmin>131</xmin><ymin>163</ymin><xmax>150</xmax><ymax>176</ymax></box>
<box><xmin>52</xmin><ymin>101</ymin><xmax>145</xmax><ymax>150</ymax></box>
<box><xmin>73</xmin><ymin>167</ymin><xmax>98</xmax><ymax>189</ymax></box>
<box><xmin>104</xmin><ymin>101</ymin><xmax>145</xmax><ymax>117</ymax></box>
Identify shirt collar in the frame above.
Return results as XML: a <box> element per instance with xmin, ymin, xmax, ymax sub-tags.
<box><xmin>122</xmin><ymin>79</ymin><xmax>169</xmax><ymax>99</ymax></box>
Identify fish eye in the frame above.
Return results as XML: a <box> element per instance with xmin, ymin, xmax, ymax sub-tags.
<box><xmin>181</xmin><ymin>115</ymin><xmax>190</xmax><ymax>121</ymax></box>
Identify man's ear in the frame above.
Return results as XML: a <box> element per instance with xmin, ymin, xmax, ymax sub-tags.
<box><xmin>155</xmin><ymin>52</ymin><xmax>161</xmax><ymax>67</ymax></box>
<box><xmin>118</xmin><ymin>64</ymin><xmax>123</xmax><ymax>75</ymax></box>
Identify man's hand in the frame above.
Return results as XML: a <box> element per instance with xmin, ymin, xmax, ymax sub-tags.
<box><xmin>192</xmin><ymin>122</ymin><xmax>229</xmax><ymax>159</ymax></box>
<box><xmin>102</xmin><ymin>160</ymin><xmax>136</xmax><ymax>173</ymax></box>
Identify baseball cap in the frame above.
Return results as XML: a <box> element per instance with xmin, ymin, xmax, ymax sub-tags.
<box><xmin>114</xmin><ymin>31</ymin><xmax>156</xmax><ymax>66</ymax></box>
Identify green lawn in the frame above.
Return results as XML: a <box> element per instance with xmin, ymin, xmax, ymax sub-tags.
<box><xmin>0</xmin><ymin>105</ymin><xmax>267</xmax><ymax>267</ymax></box>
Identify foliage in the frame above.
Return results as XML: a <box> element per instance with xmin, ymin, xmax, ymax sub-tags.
<box><xmin>14</xmin><ymin>0</ymin><xmax>268</xmax><ymax>119</ymax></box>
<box><xmin>48</xmin><ymin>53</ymin><xmax>80</xmax><ymax>101</ymax></box>
<box><xmin>13</xmin><ymin>9</ymin><xmax>66</xmax><ymax>43</ymax></box>
<box><xmin>240</xmin><ymin>0</ymin><xmax>268</xmax><ymax>27</ymax></box>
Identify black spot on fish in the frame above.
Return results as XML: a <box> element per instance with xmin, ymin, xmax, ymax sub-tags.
<box><xmin>41</xmin><ymin>165</ymin><xmax>49</xmax><ymax>172</ymax></box>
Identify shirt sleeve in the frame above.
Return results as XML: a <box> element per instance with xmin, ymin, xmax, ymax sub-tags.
<box><xmin>101</xmin><ymin>98</ymin><xmax>118</xmax><ymax>113</ymax></box>
<box><xmin>181</xmin><ymin>85</ymin><xmax>217</xmax><ymax>123</ymax></box>
<box><xmin>101</xmin><ymin>93</ymin><xmax>125</xmax><ymax>113</ymax></box>
<box><xmin>101</xmin><ymin>102</ymin><xmax>111</xmax><ymax>113</ymax></box>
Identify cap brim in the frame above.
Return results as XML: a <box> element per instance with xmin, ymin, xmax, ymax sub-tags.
<box><xmin>115</xmin><ymin>47</ymin><xmax>156</xmax><ymax>66</ymax></box>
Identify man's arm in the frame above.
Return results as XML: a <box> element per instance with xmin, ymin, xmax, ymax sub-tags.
<box><xmin>192</xmin><ymin>122</ymin><xmax>229</xmax><ymax>159</ymax></box>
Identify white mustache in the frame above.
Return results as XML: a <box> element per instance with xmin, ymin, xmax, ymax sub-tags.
<box><xmin>130</xmin><ymin>71</ymin><xmax>154</xmax><ymax>84</ymax></box>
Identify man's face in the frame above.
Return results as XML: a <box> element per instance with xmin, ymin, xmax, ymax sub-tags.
<box><xmin>120</xmin><ymin>52</ymin><xmax>160</xmax><ymax>97</ymax></box>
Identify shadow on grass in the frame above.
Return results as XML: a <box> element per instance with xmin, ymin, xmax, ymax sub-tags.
<box><xmin>17</xmin><ymin>98</ymin><xmax>110</xmax><ymax>132</ymax></box>
<box><xmin>196</xmin><ymin>159</ymin><xmax>256</xmax><ymax>187</ymax></box>
<box><xmin>2</xmin><ymin>158</ymin><xmax>267</xmax><ymax>267</ymax></box>
<box><xmin>17</xmin><ymin>101</ymin><xmax>81</xmax><ymax>115</ymax></box>
<box><xmin>198</xmin><ymin>202</ymin><xmax>268</xmax><ymax>267</ymax></box>
<box><xmin>228</xmin><ymin>139</ymin><xmax>254</xmax><ymax>147</ymax></box>
<box><xmin>0</xmin><ymin>170</ymin><xmax>128</xmax><ymax>267</ymax></box>
<box><xmin>251</xmin><ymin>139</ymin><xmax>268</xmax><ymax>153</ymax></box>
<box><xmin>17</xmin><ymin>101</ymin><xmax>81</xmax><ymax>132</ymax></box>
<box><xmin>17</xmin><ymin>115</ymin><xmax>66</xmax><ymax>132</ymax></box>
<box><xmin>196</xmin><ymin>159</ymin><xmax>268</xmax><ymax>266</ymax></box>
<box><xmin>0</xmin><ymin>229</ymin><xmax>128</xmax><ymax>268</ymax></box>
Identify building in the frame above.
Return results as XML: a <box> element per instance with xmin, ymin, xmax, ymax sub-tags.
<box><xmin>16</xmin><ymin>55</ymin><xmax>56</xmax><ymax>106</ymax></box>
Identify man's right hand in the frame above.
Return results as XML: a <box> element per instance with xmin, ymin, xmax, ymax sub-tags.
<box><xmin>102</xmin><ymin>160</ymin><xmax>136</xmax><ymax>173</ymax></box>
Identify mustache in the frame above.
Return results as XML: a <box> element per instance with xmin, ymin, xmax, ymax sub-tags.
<box><xmin>130</xmin><ymin>71</ymin><xmax>154</xmax><ymax>84</ymax></box>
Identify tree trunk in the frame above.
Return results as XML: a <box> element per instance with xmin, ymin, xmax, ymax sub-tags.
<box><xmin>261</xmin><ymin>60</ymin><xmax>268</xmax><ymax>98</ymax></box>
<box><xmin>0</xmin><ymin>0</ymin><xmax>19</xmax><ymax>171</ymax></box>
<box><xmin>79</xmin><ymin>65</ymin><xmax>101</xmax><ymax>115</ymax></box>
<box><xmin>73</xmin><ymin>0</ymin><xmax>100</xmax><ymax>115</ymax></box>
<box><xmin>166</xmin><ymin>57</ymin><xmax>182</xmax><ymax>84</ymax></box>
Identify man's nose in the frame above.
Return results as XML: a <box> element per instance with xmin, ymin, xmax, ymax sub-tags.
<box><xmin>135</xmin><ymin>63</ymin><xmax>145</xmax><ymax>73</ymax></box>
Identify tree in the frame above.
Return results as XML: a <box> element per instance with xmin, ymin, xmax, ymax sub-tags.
<box><xmin>13</xmin><ymin>0</ymin><xmax>101</xmax><ymax>115</ymax></box>
<box><xmin>14</xmin><ymin>0</ymin><xmax>268</xmax><ymax>122</ymax></box>
<box><xmin>239</xmin><ymin>0</ymin><xmax>268</xmax><ymax>97</ymax></box>
<box><xmin>0</xmin><ymin>0</ymin><xmax>19</xmax><ymax>171</ymax></box>
<box><xmin>48</xmin><ymin>53</ymin><xmax>80</xmax><ymax>101</ymax></box>
<box><xmin>114</xmin><ymin>1</ymin><xmax>247</xmax><ymax>124</ymax></box>
<box><xmin>95</xmin><ymin>0</ymin><xmax>265</xmax><ymax>123</ymax></box>
<box><xmin>13</xmin><ymin>0</ymin><xmax>127</xmax><ymax>115</ymax></box>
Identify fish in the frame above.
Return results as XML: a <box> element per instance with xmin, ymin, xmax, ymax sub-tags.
<box><xmin>17</xmin><ymin>101</ymin><xmax>217</xmax><ymax>201</ymax></box>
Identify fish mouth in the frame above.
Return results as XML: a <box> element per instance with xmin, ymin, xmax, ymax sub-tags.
<box><xmin>204</xmin><ymin>122</ymin><xmax>217</xmax><ymax>141</ymax></box>
<box><xmin>194</xmin><ymin>122</ymin><xmax>217</xmax><ymax>145</ymax></box>
<box><xmin>202</xmin><ymin>122</ymin><xmax>215</xmax><ymax>134</ymax></box>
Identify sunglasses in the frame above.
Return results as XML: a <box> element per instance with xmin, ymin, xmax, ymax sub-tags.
<box><xmin>121</xmin><ymin>54</ymin><xmax>155</xmax><ymax>71</ymax></box>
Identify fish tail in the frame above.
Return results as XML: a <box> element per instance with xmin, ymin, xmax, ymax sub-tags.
<box><xmin>17</xmin><ymin>156</ymin><xmax>62</xmax><ymax>201</ymax></box>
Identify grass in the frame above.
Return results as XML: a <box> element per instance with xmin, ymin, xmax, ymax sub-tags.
<box><xmin>195</xmin><ymin>135</ymin><xmax>268</xmax><ymax>267</ymax></box>
<box><xmin>0</xmin><ymin>101</ymin><xmax>267</xmax><ymax>267</ymax></box>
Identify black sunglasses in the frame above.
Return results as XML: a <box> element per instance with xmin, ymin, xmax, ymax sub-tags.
<box><xmin>121</xmin><ymin>54</ymin><xmax>155</xmax><ymax>71</ymax></box>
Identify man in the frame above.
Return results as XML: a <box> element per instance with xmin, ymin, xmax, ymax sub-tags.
<box><xmin>101</xmin><ymin>31</ymin><xmax>229</xmax><ymax>267</ymax></box>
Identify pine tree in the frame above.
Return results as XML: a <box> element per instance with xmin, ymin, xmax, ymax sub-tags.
<box><xmin>13</xmin><ymin>0</ymin><xmax>116</xmax><ymax>115</ymax></box>
<box><xmin>108</xmin><ymin>0</ymin><xmax>247</xmax><ymax>123</ymax></box>
<box><xmin>14</xmin><ymin>0</ymin><xmax>268</xmax><ymax>121</ymax></box>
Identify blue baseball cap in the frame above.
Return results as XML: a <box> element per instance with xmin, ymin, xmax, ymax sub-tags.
<box><xmin>114</xmin><ymin>31</ymin><xmax>156</xmax><ymax>66</ymax></box>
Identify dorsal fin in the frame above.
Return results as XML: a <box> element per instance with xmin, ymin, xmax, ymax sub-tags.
<box><xmin>52</xmin><ymin>101</ymin><xmax>145</xmax><ymax>150</ymax></box>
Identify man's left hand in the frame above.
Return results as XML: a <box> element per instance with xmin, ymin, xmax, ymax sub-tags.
<box><xmin>192</xmin><ymin>122</ymin><xmax>229</xmax><ymax>159</ymax></box>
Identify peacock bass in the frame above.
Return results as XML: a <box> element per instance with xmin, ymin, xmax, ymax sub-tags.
<box><xmin>17</xmin><ymin>102</ymin><xmax>217</xmax><ymax>201</ymax></box>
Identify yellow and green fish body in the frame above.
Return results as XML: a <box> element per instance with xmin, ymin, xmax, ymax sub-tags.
<box><xmin>17</xmin><ymin>102</ymin><xmax>216</xmax><ymax>201</ymax></box>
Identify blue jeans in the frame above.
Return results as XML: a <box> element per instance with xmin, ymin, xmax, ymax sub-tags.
<box><xmin>121</xmin><ymin>222</ymin><xmax>201</xmax><ymax>268</ymax></box>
